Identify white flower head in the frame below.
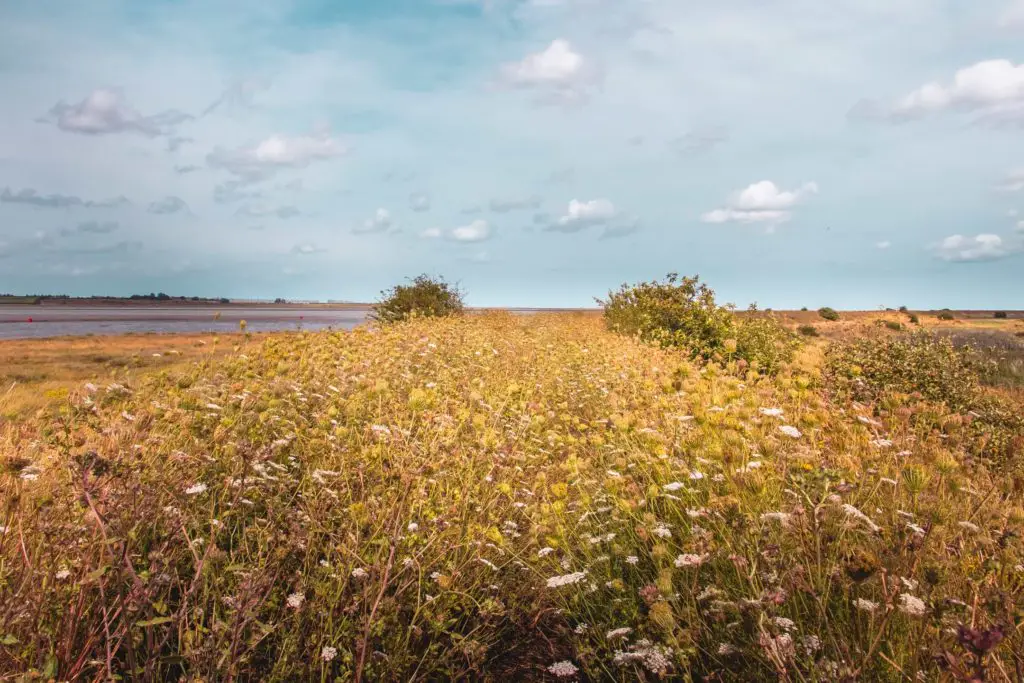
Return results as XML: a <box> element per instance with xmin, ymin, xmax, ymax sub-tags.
<box><xmin>674</xmin><ymin>553</ymin><xmax>709</xmax><ymax>568</ymax></box>
<box><xmin>185</xmin><ymin>483</ymin><xmax>208</xmax><ymax>496</ymax></box>
<box><xmin>547</xmin><ymin>661</ymin><xmax>579</xmax><ymax>677</ymax></box>
<box><xmin>321</xmin><ymin>645</ymin><xmax>338</xmax><ymax>662</ymax></box>
<box><xmin>779</xmin><ymin>425</ymin><xmax>802</xmax><ymax>438</ymax></box>
<box><xmin>898</xmin><ymin>593</ymin><xmax>927</xmax><ymax>617</ymax></box>
<box><xmin>287</xmin><ymin>592</ymin><xmax>305</xmax><ymax>609</ymax></box>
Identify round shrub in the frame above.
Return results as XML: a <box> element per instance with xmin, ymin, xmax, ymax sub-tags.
<box><xmin>818</xmin><ymin>307</ymin><xmax>840</xmax><ymax>321</ymax></box>
<box><xmin>994</xmin><ymin>311</ymin><xmax>1008</xmax><ymax>319</ymax></box>
<box><xmin>798</xmin><ymin>324</ymin><xmax>819</xmax><ymax>337</ymax></box>
<box><xmin>372</xmin><ymin>274</ymin><xmax>465</xmax><ymax>324</ymax></box>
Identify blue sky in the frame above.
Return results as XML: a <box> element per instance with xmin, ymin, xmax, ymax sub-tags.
<box><xmin>1</xmin><ymin>0</ymin><xmax>1024</xmax><ymax>308</ymax></box>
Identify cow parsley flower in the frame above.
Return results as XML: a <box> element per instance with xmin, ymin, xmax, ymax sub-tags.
<box><xmin>898</xmin><ymin>594</ymin><xmax>927</xmax><ymax>617</ymax></box>
<box><xmin>674</xmin><ymin>553</ymin><xmax>709</xmax><ymax>568</ymax></box>
<box><xmin>321</xmin><ymin>646</ymin><xmax>338</xmax><ymax>662</ymax></box>
<box><xmin>185</xmin><ymin>483</ymin><xmax>207</xmax><ymax>496</ymax></box>
<box><xmin>547</xmin><ymin>661</ymin><xmax>579</xmax><ymax>677</ymax></box>
<box><xmin>606</xmin><ymin>627</ymin><xmax>633</xmax><ymax>640</ymax></box>
<box><xmin>760</xmin><ymin>408</ymin><xmax>784</xmax><ymax>417</ymax></box>
<box><xmin>287</xmin><ymin>592</ymin><xmax>305</xmax><ymax>609</ymax></box>
<box><xmin>779</xmin><ymin>425</ymin><xmax>802</xmax><ymax>438</ymax></box>
<box><xmin>546</xmin><ymin>571</ymin><xmax>587</xmax><ymax>588</ymax></box>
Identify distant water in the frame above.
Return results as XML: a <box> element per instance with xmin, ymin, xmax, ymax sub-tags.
<box><xmin>0</xmin><ymin>305</ymin><xmax>370</xmax><ymax>339</ymax></box>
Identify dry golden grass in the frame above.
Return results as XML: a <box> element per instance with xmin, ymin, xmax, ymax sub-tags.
<box><xmin>0</xmin><ymin>333</ymin><xmax>243</xmax><ymax>420</ymax></box>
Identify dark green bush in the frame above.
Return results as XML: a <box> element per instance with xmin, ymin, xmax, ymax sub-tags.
<box><xmin>598</xmin><ymin>274</ymin><xmax>798</xmax><ymax>372</ymax></box>
<box><xmin>994</xmin><ymin>311</ymin><xmax>1008</xmax><ymax>319</ymax></box>
<box><xmin>937</xmin><ymin>310</ymin><xmax>956</xmax><ymax>321</ymax></box>
<box><xmin>798</xmin><ymin>324</ymin><xmax>819</xmax><ymax>337</ymax></box>
<box><xmin>598</xmin><ymin>273</ymin><xmax>734</xmax><ymax>360</ymax></box>
<box><xmin>372</xmin><ymin>274</ymin><xmax>465</xmax><ymax>324</ymax></box>
<box><xmin>800</xmin><ymin>307</ymin><xmax>808</xmax><ymax>312</ymax></box>
<box><xmin>909</xmin><ymin>314</ymin><xmax>920</xmax><ymax>324</ymax></box>
<box><xmin>818</xmin><ymin>307</ymin><xmax>840</xmax><ymax>321</ymax></box>
<box><xmin>734</xmin><ymin>307</ymin><xmax>801</xmax><ymax>375</ymax></box>
<box><xmin>898</xmin><ymin>306</ymin><xmax>909</xmax><ymax>313</ymax></box>
<box><xmin>883</xmin><ymin>320</ymin><xmax>904</xmax><ymax>332</ymax></box>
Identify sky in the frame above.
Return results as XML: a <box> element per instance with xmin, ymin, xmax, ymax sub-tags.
<box><xmin>1</xmin><ymin>0</ymin><xmax>1024</xmax><ymax>308</ymax></box>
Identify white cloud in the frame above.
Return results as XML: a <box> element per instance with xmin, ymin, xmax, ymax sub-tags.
<box><xmin>500</xmin><ymin>39</ymin><xmax>595</xmax><ymax>101</ymax></box>
<box><xmin>420</xmin><ymin>227</ymin><xmax>442</xmax><ymax>239</ymax></box>
<box><xmin>354</xmin><ymin>208</ymin><xmax>392</xmax><ymax>234</ymax></box>
<box><xmin>933</xmin><ymin>233</ymin><xmax>1016</xmax><ymax>262</ymax></box>
<box><xmin>701</xmin><ymin>181</ymin><xmax>817</xmax><ymax>226</ymax></box>
<box><xmin>409</xmin><ymin>192</ymin><xmax>431</xmax><ymax>212</ymax></box>
<box><xmin>549</xmin><ymin>198</ymin><xmax>616</xmax><ymax>231</ymax></box>
<box><xmin>291</xmin><ymin>243</ymin><xmax>326</xmax><ymax>255</ymax></box>
<box><xmin>40</xmin><ymin>88</ymin><xmax>191</xmax><ymax>137</ymax></box>
<box><xmin>451</xmin><ymin>219</ymin><xmax>491</xmax><ymax>242</ymax></box>
<box><xmin>236</xmin><ymin>204</ymin><xmax>300</xmax><ymax>219</ymax></box>
<box><xmin>876</xmin><ymin>240</ymin><xmax>891</xmax><ymax>249</ymax></box>
<box><xmin>207</xmin><ymin>132</ymin><xmax>346</xmax><ymax>180</ymax></box>
<box><xmin>888</xmin><ymin>60</ymin><xmax>1024</xmax><ymax>119</ymax></box>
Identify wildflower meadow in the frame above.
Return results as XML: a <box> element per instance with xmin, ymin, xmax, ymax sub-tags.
<box><xmin>1</xmin><ymin>286</ymin><xmax>1022</xmax><ymax>680</ymax></box>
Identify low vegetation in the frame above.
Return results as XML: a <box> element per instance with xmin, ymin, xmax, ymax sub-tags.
<box><xmin>599</xmin><ymin>274</ymin><xmax>798</xmax><ymax>374</ymax></box>
<box><xmin>1</xmin><ymin>286</ymin><xmax>1021</xmax><ymax>681</ymax></box>
<box><xmin>371</xmin><ymin>274</ymin><xmax>465</xmax><ymax>324</ymax></box>
<box><xmin>818</xmin><ymin>307</ymin><xmax>840</xmax><ymax>322</ymax></box>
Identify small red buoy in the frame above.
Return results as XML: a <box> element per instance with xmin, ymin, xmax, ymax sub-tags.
<box><xmin>27</xmin><ymin>317</ymin><xmax>33</xmax><ymax>323</ymax></box>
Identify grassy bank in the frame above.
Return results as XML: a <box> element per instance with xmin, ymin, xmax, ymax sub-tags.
<box><xmin>1</xmin><ymin>313</ymin><xmax>1021</xmax><ymax>680</ymax></box>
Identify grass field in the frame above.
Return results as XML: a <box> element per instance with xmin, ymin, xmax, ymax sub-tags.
<box><xmin>0</xmin><ymin>313</ymin><xmax>1022</xmax><ymax>680</ymax></box>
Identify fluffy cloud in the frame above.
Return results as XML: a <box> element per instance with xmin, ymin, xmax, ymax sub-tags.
<box><xmin>500</xmin><ymin>39</ymin><xmax>595</xmax><ymax>102</ymax></box>
<box><xmin>876</xmin><ymin>240</ymin><xmax>891</xmax><ymax>249</ymax></box>
<box><xmin>1</xmin><ymin>187</ymin><xmax>129</xmax><ymax>209</ymax></box>
<box><xmin>701</xmin><ymin>181</ymin><xmax>817</xmax><ymax>227</ymax></box>
<box><xmin>420</xmin><ymin>227</ymin><xmax>443</xmax><ymax>239</ymax></box>
<box><xmin>39</xmin><ymin>88</ymin><xmax>191</xmax><ymax>137</ymax></box>
<box><xmin>451</xmin><ymin>219</ymin><xmax>491</xmax><ymax>242</ymax></box>
<box><xmin>207</xmin><ymin>132</ymin><xmax>346</xmax><ymax>181</ymax></box>
<box><xmin>872</xmin><ymin>60</ymin><xmax>1024</xmax><ymax>122</ymax></box>
<box><xmin>548</xmin><ymin>198</ymin><xmax>616</xmax><ymax>232</ymax></box>
<box><xmin>409</xmin><ymin>193</ymin><xmax>431</xmax><ymax>212</ymax></box>
<box><xmin>147</xmin><ymin>196</ymin><xmax>189</xmax><ymax>214</ymax></box>
<box><xmin>489</xmin><ymin>196</ymin><xmax>542</xmax><ymax>213</ymax></box>
<box><xmin>353</xmin><ymin>208</ymin><xmax>392</xmax><ymax>234</ymax></box>
<box><xmin>933</xmin><ymin>234</ymin><xmax>1016</xmax><ymax>262</ymax></box>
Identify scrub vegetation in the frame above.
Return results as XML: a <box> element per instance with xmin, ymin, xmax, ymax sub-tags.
<box><xmin>1</xmin><ymin>275</ymin><xmax>1021</xmax><ymax>681</ymax></box>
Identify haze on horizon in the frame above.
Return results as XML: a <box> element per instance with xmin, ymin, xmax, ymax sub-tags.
<box><xmin>1</xmin><ymin>0</ymin><xmax>1023</xmax><ymax>309</ymax></box>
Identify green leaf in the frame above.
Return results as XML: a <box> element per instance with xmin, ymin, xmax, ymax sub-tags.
<box><xmin>0</xmin><ymin>634</ymin><xmax>18</xmax><ymax>646</ymax></box>
<box><xmin>135</xmin><ymin>616</ymin><xmax>173</xmax><ymax>628</ymax></box>
<box><xmin>42</xmin><ymin>654</ymin><xmax>57</xmax><ymax>677</ymax></box>
<box><xmin>84</xmin><ymin>565</ymin><xmax>109</xmax><ymax>583</ymax></box>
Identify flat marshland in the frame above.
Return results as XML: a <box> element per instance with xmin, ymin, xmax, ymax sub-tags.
<box><xmin>1</xmin><ymin>312</ymin><xmax>1023</xmax><ymax>680</ymax></box>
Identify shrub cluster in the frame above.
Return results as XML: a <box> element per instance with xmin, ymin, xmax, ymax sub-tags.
<box><xmin>598</xmin><ymin>273</ymin><xmax>798</xmax><ymax>373</ymax></box>
<box><xmin>797</xmin><ymin>324</ymin><xmax>819</xmax><ymax>337</ymax></box>
<box><xmin>825</xmin><ymin>331</ymin><xmax>1023</xmax><ymax>465</ymax></box>
<box><xmin>372</xmin><ymin>274</ymin><xmax>464</xmax><ymax>324</ymax></box>
<box><xmin>818</xmin><ymin>307</ymin><xmax>840</xmax><ymax>321</ymax></box>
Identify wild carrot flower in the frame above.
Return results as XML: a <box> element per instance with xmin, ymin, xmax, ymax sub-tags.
<box><xmin>287</xmin><ymin>592</ymin><xmax>305</xmax><ymax>609</ymax></box>
<box><xmin>626</xmin><ymin>556</ymin><xmax>639</xmax><ymax>565</ymax></box>
<box><xmin>547</xmin><ymin>661</ymin><xmax>579</xmax><ymax>677</ymax></box>
<box><xmin>760</xmin><ymin>408</ymin><xmax>784</xmax><ymax>417</ymax></box>
<box><xmin>185</xmin><ymin>483</ymin><xmax>208</xmax><ymax>496</ymax></box>
<box><xmin>55</xmin><ymin>569</ymin><xmax>71</xmax><ymax>580</ymax></box>
<box><xmin>351</xmin><ymin>567</ymin><xmax>368</xmax><ymax>579</ymax></box>
<box><xmin>538</xmin><ymin>547</ymin><xmax>555</xmax><ymax>557</ymax></box>
<box><xmin>652</xmin><ymin>524</ymin><xmax>672</xmax><ymax>539</ymax></box>
<box><xmin>663</xmin><ymin>482</ymin><xmax>685</xmax><ymax>491</ymax></box>
<box><xmin>321</xmin><ymin>646</ymin><xmax>338</xmax><ymax>662</ymax></box>
<box><xmin>779</xmin><ymin>425</ymin><xmax>802</xmax><ymax>438</ymax></box>
<box><xmin>606</xmin><ymin>627</ymin><xmax>633</xmax><ymax>640</ymax></box>
<box><xmin>898</xmin><ymin>594</ymin><xmax>927</xmax><ymax>617</ymax></box>
<box><xmin>689</xmin><ymin>470</ymin><xmax>705</xmax><ymax>480</ymax></box>
<box><xmin>854</xmin><ymin>598</ymin><xmax>879</xmax><ymax>613</ymax></box>
<box><xmin>674</xmin><ymin>553</ymin><xmax>709</xmax><ymax>568</ymax></box>
<box><xmin>546</xmin><ymin>571</ymin><xmax>587</xmax><ymax>588</ymax></box>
